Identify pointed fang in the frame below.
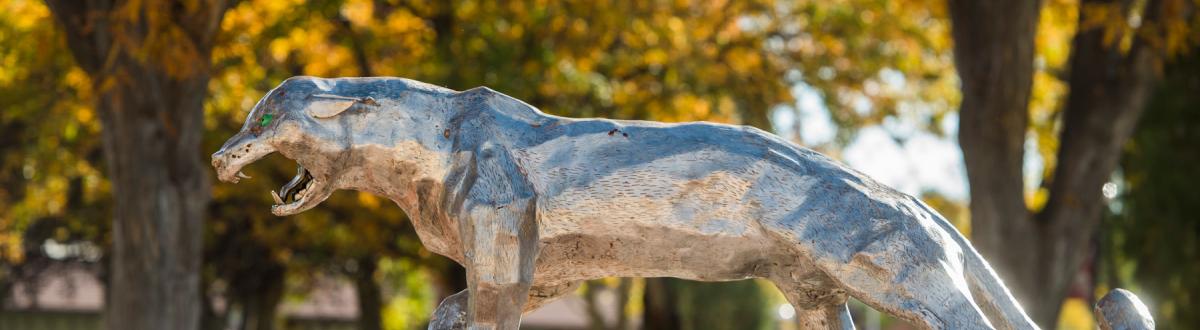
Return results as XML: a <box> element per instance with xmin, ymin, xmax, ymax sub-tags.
<box><xmin>237</xmin><ymin>171</ymin><xmax>251</xmax><ymax>179</ymax></box>
<box><xmin>271</xmin><ymin>190</ymin><xmax>284</xmax><ymax>204</ymax></box>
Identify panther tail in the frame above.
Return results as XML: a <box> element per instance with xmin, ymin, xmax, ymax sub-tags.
<box><xmin>1094</xmin><ymin>289</ymin><xmax>1155</xmax><ymax>330</ymax></box>
<box><xmin>958</xmin><ymin>235</ymin><xmax>1154</xmax><ymax>330</ymax></box>
<box><xmin>916</xmin><ymin>197</ymin><xmax>1153</xmax><ymax>330</ymax></box>
<box><xmin>959</xmin><ymin>238</ymin><xmax>1041</xmax><ymax>330</ymax></box>
<box><xmin>957</xmin><ymin>230</ymin><xmax>1154</xmax><ymax>330</ymax></box>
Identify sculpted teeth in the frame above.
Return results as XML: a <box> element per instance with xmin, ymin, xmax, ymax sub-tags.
<box><xmin>296</xmin><ymin>184</ymin><xmax>311</xmax><ymax>201</ymax></box>
<box><xmin>271</xmin><ymin>190</ymin><xmax>284</xmax><ymax>204</ymax></box>
<box><xmin>236</xmin><ymin>171</ymin><xmax>251</xmax><ymax>179</ymax></box>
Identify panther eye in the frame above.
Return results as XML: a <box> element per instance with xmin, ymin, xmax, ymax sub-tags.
<box><xmin>259</xmin><ymin>113</ymin><xmax>274</xmax><ymax>127</ymax></box>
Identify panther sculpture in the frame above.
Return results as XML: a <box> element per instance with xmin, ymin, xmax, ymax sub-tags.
<box><xmin>212</xmin><ymin>76</ymin><xmax>1152</xmax><ymax>330</ymax></box>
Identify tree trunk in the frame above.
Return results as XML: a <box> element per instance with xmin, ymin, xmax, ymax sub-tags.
<box><xmin>946</xmin><ymin>0</ymin><xmax>1043</xmax><ymax>319</ymax></box>
<box><xmin>1034</xmin><ymin>0</ymin><xmax>1161</xmax><ymax>323</ymax></box>
<box><xmin>354</xmin><ymin>257</ymin><xmax>384</xmax><ymax>330</ymax></box>
<box><xmin>214</xmin><ymin>227</ymin><xmax>286</xmax><ymax>330</ymax></box>
<box><xmin>582</xmin><ymin>278</ymin><xmax>634</xmax><ymax>330</ymax></box>
<box><xmin>43</xmin><ymin>1</ymin><xmax>228</xmax><ymax>329</ymax></box>
<box><xmin>96</xmin><ymin>60</ymin><xmax>212</xmax><ymax>330</ymax></box>
<box><xmin>613</xmin><ymin>278</ymin><xmax>632</xmax><ymax>330</ymax></box>
<box><xmin>641</xmin><ymin>278</ymin><xmax>680</xmax><ymax>330</ymax></box>
<box><xmin>583</xmin><ymin>281</ymin><xmax>611</xmax><ymax>330</ymax></box>
<box><xmin>231</xmin><ymin>261</ymin><xmax>285</xmax><ymax>330</ymax></box>
<box><xmin>236</xmin><ymin>275</ymin><xmax>284</xmax><ymax>330</ymax></box>
<box><xmin>948</xmin><ymin>0</ymin><xmax>1163</xmax><ymax>326</ymax></box>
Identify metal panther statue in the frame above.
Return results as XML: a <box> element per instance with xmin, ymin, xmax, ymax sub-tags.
<box><xmin>211</xmin><ymin>76</ymin><xmax>1153</xmax><ymax>330</ymax></box>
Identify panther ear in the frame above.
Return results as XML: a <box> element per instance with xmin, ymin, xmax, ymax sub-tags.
<box><xmin>306</xmin><ymin>95</ymin><xmax>357</xmax><ymax>118</ymax></box>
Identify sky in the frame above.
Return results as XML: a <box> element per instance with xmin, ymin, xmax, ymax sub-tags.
<box><xmin>770</xmin><ymin>83</ymin><xmax>971</xmax><ymax>201</ymax></box>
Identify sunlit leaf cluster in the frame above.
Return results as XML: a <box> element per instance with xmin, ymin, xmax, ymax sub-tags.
<box><xmin>0</xmin><ymin>0</ymin><xmax>108</xmax><ymax>268</ymax></box>
<box><xmin>16</xmin><ymin>0</ymin><xmax>1195</xmax><ymax>328</ymax></box>
<box><xmin>0</xmin><ymin>0</ymin><xmax>994</xmax><ymax>327</ymax></box>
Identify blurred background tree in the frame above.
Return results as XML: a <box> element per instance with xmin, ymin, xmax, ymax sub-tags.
<box><xmin>0</xmin><ymin>0</ymin><xmax>110</xmax><ymax>309</ymax></box>
<box><xmin>1103</xmin><ymin>51</ymin><xmax>1200</xmax><ymax>330</ymax></box>
<box><xmin>948</xmin><ymin>0</ymin><xmax>1197</xmax><ymax>326</ymax></box>
<box><xmin>4</xmin><ymin>0</ymin><xmax>229</xmax><ymax>329</ymax></box>
<box><xmin>0</xmin><ymin>0</ymin><xmax>1197</xmax><ymax>330</ymax></box>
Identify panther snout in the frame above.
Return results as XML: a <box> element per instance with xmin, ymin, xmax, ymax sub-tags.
<box><xmin>210</xmin><ymin>154</ymin><xmax>252</xmax><ymax>183</ymax></box>
<box><xmin>211</xmin><ymin>132</ymin><xmax>275</xmax><ymax>184</ymax></box>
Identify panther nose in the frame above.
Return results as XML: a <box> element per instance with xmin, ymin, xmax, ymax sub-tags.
<box><xmin>211</xmin><ymin>132</ymin><xmax>275</xmax><ymax>183</ymax></box>
<box><xmin>211</xmin><ymin>155</ymin><xmax>224</xmax><ymax>172</ymax></box>
<box><xmin>211</xmin><ymin>151</ymin><xmax>243</xmax><ymax>183</ymax></box>
<box><xmin>211</xmin><ymin>154</ymin><xmax>247</xmax><ymax>180</ymax></box>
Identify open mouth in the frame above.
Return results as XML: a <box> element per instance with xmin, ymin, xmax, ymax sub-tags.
<box><xmin>267</xmin><ymin>163</ymin><xmax>327</xmax><ymax>215</ymax></box>
<box><xmin>212</xmin><ymin>138</ymin><xmax>332</xmax><ymax>216</ymax></box>
<box><xmin>273</xmin><ymin>164</ymin><xmax>314</xmax><ymax>205</ymax></box>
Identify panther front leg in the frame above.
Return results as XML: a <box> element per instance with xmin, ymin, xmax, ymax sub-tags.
<box><xmin>459</xmin><ymin>197</ymin><xmax>538</xmax><ymax>330</ymax></box>
<box><xmin>449</xmin><ymin>142</ymin><xmax>540</xmax><ymax>330</ymax></box>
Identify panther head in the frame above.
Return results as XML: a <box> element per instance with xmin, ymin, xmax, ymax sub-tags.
<box><xmin>211</xmin><ymin>76</ymin><xmax>455</xmax><ymax>216</ymax></box>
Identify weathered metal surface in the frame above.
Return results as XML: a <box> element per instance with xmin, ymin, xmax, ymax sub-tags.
<box><xmin>212</xmin><ymin>76</ymin><xmax>1150</xmax><ymax>330</ymax></box>
<box><xmin>1095</xmin><ymin>289</ymin><xmax>1154</xmax><ymax>330</ymax></box>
